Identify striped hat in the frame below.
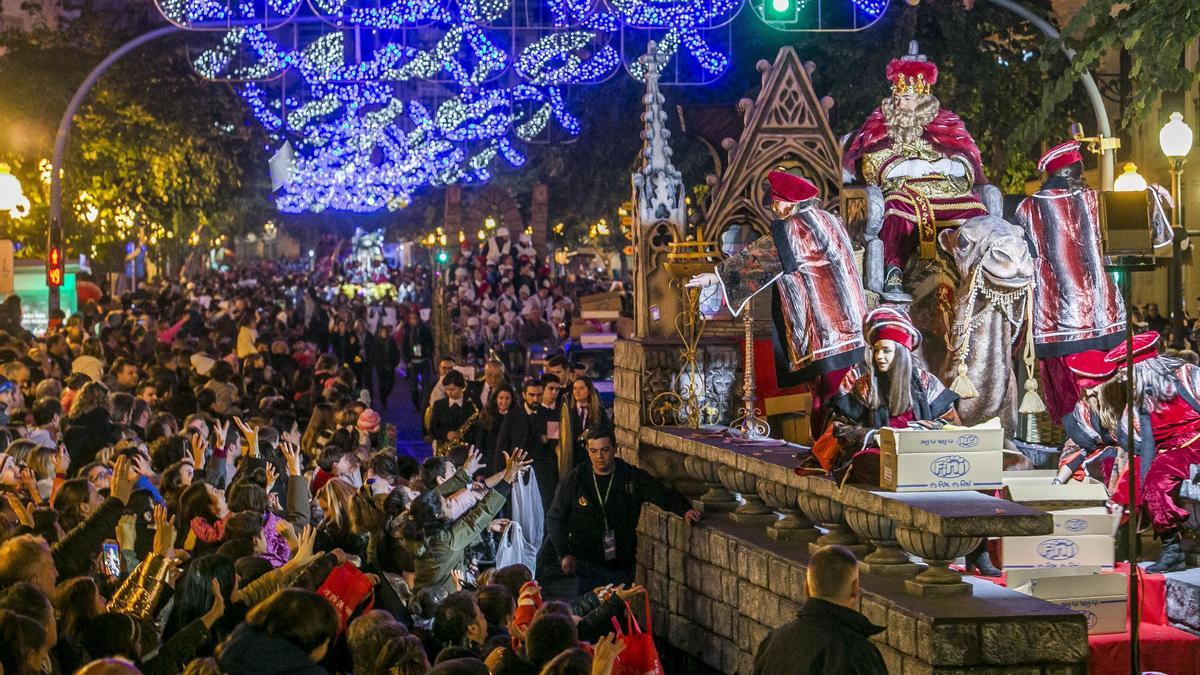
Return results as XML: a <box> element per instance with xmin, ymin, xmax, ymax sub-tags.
<box><xmin>1038</xmin><ymin>141</ymin><xmax>1083</xmax><ymax>174</ymax></box>
<box><xmin>864</xmin><ymin>306</ymin><xmax>921</xmax><ymax>350</ymax></box>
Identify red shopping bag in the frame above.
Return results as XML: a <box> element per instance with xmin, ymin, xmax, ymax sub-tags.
<box><xmin>610</xmin><ymin>591</ymin><xmax>664</xmax><ymax>675</ymax></box>
<box><xmin>317</xmin><ymin>562</ymin><xmax>375</xmax><ymax>633</ymax></box>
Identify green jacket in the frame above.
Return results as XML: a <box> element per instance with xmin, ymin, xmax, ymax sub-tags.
<box><xmin>408</xmin><ymin>470</ymin><xmax>511</xmax><ymax>594</ymax></box>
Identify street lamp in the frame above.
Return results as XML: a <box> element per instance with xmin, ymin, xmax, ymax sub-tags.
<box><xmin>0</xmin><ymin>164</ymin><xmax>27</xmax><ymax>217</ymax></box>
<box><xmin>1159</xmin><ymin>111</ymin><xmax>1194</xmax><ymax>348</ymax></box>
<box><xmin>1113</xmin><ymin>163</ymin><xmax>1148</xmax><ymax>192</ymax></box>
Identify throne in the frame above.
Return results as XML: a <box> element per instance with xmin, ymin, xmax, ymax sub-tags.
<box><xmin>860</xmin><ymin>183</ymin><xmax>1005</xmax><ymax>301</ymax></box>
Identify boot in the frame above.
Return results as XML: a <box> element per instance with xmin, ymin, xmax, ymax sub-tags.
<box><xmin>882</xmin><ymin>266</ymin><xmax>905</xmax><ymax>295</ymax></box>
<box><xmin>965</xmin><ymin>541</ymin><xmax>1001</xmax><ymax>576</ymax></box>
<box><xmin>1147</xmin><ymin>529</ymin><xmax>1186</xmax><ymax>573</ymax></box>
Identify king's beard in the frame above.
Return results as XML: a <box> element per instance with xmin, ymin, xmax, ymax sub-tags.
<box><xmin>882</xmin><ymin>95</ymin><xmax>940</xmax><ymax>146</ymax></box>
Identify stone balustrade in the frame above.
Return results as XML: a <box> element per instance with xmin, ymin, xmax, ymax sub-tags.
<box><xmin>637</xmin><ymin>504</ymin><xmax>1090</xmax><ymax>674</ymax></box>
<box><xmin>642</xmin><ymin>425</ymin><xmax>1053</xmax><ymax>597</ymax></box>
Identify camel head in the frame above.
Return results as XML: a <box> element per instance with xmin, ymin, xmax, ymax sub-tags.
<box><xmin>938</xmin><ymin>215</ymin><xmax>1034</xmax><ymax>289</ymax></box>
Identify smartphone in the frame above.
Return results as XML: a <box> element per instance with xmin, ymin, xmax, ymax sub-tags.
<box><xmin>101</xmin><ymin>541</ymin><xmax>121</xmax><ymax>577</ymax></box>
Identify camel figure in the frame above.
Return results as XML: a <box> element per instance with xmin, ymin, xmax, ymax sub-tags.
<box><xmin>936</xmin><ymin>215</ymin><xmax>1038</xmax><ymax>436</ymax></box>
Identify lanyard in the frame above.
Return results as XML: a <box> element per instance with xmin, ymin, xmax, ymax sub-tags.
<box><xmin>592</xmin><ymin>471</ymin><xmax>615</xmax><ymax>527</ymax></box>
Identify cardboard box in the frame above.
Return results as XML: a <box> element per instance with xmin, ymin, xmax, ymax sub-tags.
<box><xmin>580</xmin><ymin>292</ymin><xmax>622</xmax><ymax>311</ymax></box>
<box><xmin>1003</xmin><ymin>472</ymin><xmax>1109</xmax><ymax>508</ymax></box>
<box><xmin>579</xmin><ymin>333</ymin><xmax>617</xmax><ymax>346</ymax></box>
<box><xmin>879</xmin><ymin>450</ymin><xmax>1004</xmax><ymax>492</ymax></box>
<box><xmin>580</xmin><ymin>309</ymin><xmax>621</xmax><ymax>320</ymax></box>
<box><xmin>877</xmin><ymin>418</ymin><xmax>1004</xmax><ymax>455</ymax></box>
<box><xmin>764</xmin><ymin>392</ymin><xmax>811</xmax><ymax>417</ymax></box>
<box><xmin>1001</xmin><ymin>534</ymin><xmax>1114</xmax><ymax>570</ymax></box>
<box><xmin>1005</xmin><ymin>565</ymin><xmax>1104</xmax><ymax>591</ymax></box>
<box><xmin>776</xmin><ymin>413</ymin><xmax>812</xmax><ymax>446</ymax></box>
<box><xmin>1015</xmin><ymin>574</ymin><xmax>1127</xmax><ymax>635</ymax></box>
<box><xmin>1050</xmin><ymin>507</ymin><xmax>1116</xmax><ymax>537</ymax></box>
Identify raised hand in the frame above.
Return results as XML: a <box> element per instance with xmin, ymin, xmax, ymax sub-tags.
<box><xmin>233</xmin><ymin>417</ymin><xmax>259</xmax><ymax>458</ymax></box>
<box><xmin>115</xmin><ymin>514</ymin><xmax>138</xmax><ymax>551</ymax></box>
<box><xmin>201</xmin><ymin>578</ymin><xmax>226</xmax><ymax>628</ymax></box>
<box><xmin>152</xmin><ymin>504</ymin><xmax>177</xmax><ymax>559</ymax></box>
<box><xmin>54</xmin><ymin>445</ymin><xmax>70</xmax><ymax>476</ymax></box>
<box><xmin>502</xmin><ymin>448</ymin><xmax>532</xmax><ymax>484</ymax></box>
<box><xmin>109</xmin><ymin>456</ymin><xmax>135</xmax><ymax>505</ymax></box>
<box><xmin>213</xmin><ymin>420</ymin><xmax>230</xmax><ymax>450</ymax></box>
<box><xmin>281</xmin><ymin>442</ymin><xmax>303</xmax><ymax>477</ymax></box>
<box><xmin>283</xmin><ymin>525</ymin><xmax>320</xmax><ymax>572</ymax></box>
<box><xmin>591</xmin><ymin>633</ymin><xmax>626</xmax><ymax>675</ymax></box>
<box><xmin>265</xmin><ymin>464</ymin><xmax>279</xmax><ymax>493</ymax></box>
<box><xmin>19</xmin><ymin>468</ymin><xmax>41</xmax><ymax>504</ymax></box>
<box><xmin>189</xmin><ymin>431</ymin><xmax>207</xmax><ymax>470</ymax></box>
<box><xmin>463</xmin><ymin>446</ymin><xmax>483</xmax><ymax>476</ymax></box>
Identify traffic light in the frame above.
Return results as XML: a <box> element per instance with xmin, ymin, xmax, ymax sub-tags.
<box><xmin>46</xmin><ymin>246</ymin><xmax>64</xmax><ymax>287</ymax></box>
<box><xmin>763</xmin><ymin>0</ymin><xmax>797</xmax><ymax>22</ymax></box>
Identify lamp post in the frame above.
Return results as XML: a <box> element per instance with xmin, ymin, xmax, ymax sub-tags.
<box><xmin>0</xmin><ymin>164</ymin><xmax>26</xmax><ymax>217</ymax></box>
<box><xmin>1113</xmin><ymin>163</ymin><xmax>1148</xmax><ymax>192</ymax></box>
<box><xmin>1159</xmin><ymin>112</ymin><xmax>1194</xmax><ymax>349</ymax></box>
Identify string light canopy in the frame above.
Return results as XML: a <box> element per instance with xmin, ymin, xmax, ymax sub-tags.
<box><xmin>159</xmin><ymin>0</ymin><xmax>887</xmax><ymax>213</ymax></box>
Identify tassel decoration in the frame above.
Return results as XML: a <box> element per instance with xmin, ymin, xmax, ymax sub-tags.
<box><xmin>950</xmin><ymin>360</ymin><xmax>978</xmax><ymax>399</ymax></box>
<box><xmin>1018</xmin><ymin>378</ymin><xmax>1046</xmax><ymax>414</ymax></box>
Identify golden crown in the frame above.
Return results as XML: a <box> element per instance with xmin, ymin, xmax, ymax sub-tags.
<box><xmin>891</xmin><ymin>72</ymin><xmax>931</xmax><ymax>97</ymax></box>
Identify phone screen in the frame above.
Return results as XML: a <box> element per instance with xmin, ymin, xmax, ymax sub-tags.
<box><xmin>101</xmin><ymin>542</ymin><xmax>121</xmax><ymax>577</ymax></box>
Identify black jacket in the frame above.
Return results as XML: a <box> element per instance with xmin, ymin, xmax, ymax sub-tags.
<box><xmin>546</xmin><ymin>459</ymin><xmax>690</xmax><ymax>569</ymax></box>
<box><xmin>753</xmin><ymin>598</ymin><xmax>887</xmax><ymax>675</ymax></box>
<box><xmin>218</xmin><ymin>623</ymin><xmax>329</xmax><ymax>675</ymax></box>
<box><xmin>429</xmin><ymin>398</ymin><xmax>478</xmax><ymax>443</ymax></box>
<box><xmin>63</xmin><ymin>407</ymin><xmax>122</xmax><ymax>467</ymax></box>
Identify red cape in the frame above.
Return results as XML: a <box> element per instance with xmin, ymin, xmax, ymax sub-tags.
<box><xmin>842</xmin><ymin>107</ymin><xmax>987</xmax><ymax>184</ymax></box>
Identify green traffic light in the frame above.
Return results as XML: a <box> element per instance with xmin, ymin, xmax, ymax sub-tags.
<box><xmin>436</xmin><ymin>250</ymin><xmax>449</xmax><ymax>263</ymax></box>
<box><xmin>763</xmin><ymin>0</ymin><xmax>796</xmax><ymax>22</ymax></box>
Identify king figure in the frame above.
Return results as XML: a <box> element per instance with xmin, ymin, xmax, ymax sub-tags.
<box><xmin>843</xmin><ymin>41</ymin><xmax>989</xmax><ymax>295</ymax></box>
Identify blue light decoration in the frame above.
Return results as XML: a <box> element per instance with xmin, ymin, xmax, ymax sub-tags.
<box><xmin>158</xmin><ymin>0</ymin><xmax>887</xmax><ymax>213</ymax></box>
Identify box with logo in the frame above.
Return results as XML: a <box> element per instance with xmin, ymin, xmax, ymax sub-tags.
<box><xmin>1002</xmin><ymin>471</ymin><xmax>1109</xmax><ymax>509</ymax></box>
<box><xmin>1049</xmin><ymin>507</ymin><xmax>1115</xmax><ymax>536</ymax></box>
<box><xmin>876</xmin><ymin>418</ymin><xmax>1004</xmax><ymax>455</ymax></box>
<box><xmin>1000</xmin><ymin>534</ymin><xmax>1114</xmax><ymax>571</ymax></box>
<box><xmin>1005</xmin><ymin>565</ymin><xmax>1104</xmax><ymax>591</ymax></box>
<box><xmin>1013</xmin><ymin>573</ymin><xmax>1127</xmax><ymax>635</ymax></box>
<box><xmin>879</xmin><ymin>450</ymin><xmax>1004</xmax><ymax>492</ymax></box>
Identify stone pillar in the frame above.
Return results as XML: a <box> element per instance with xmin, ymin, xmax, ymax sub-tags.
<box><xmin>444</xmin><ymin>185</ymin><xmax>463</xmax><ymax>238</ymax></box>
<box><xmin>797</xmin><ymin>493</ymin><xmax>869</xmax><ymax>558</ymax></box>
<box><xmin>684</xmin><ymin>455</ymin><xmax>737</xmax><ymax>513</ymax></box>
<box><xmin>894</xmin><ymin>527</ymin><xmax>981</xmax><ymax>597</ymax></box>
<box><xmin>717</xmin><ymin>466</ymin><xmax>775</xmax><ymax>526</ymax></box>
<box><xmin>530</xmin><ymin>183</ymin><xmax>548</xmax><ymax>257</ymax></box>
<box><xmin>758</xmin><ymin>480</ymin><xmax>818</xmax><ymax>542</ymax></box>
<box><xmin>844</xmin><ymin>507</ymin><xmax>919</xmax><ymax>576</ymax></box>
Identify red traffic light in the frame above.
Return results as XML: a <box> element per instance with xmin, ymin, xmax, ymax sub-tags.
<box><xmin>46</xmin><ymin>246</ymin><xmax>64</xmax><ymax>287</ymax></box>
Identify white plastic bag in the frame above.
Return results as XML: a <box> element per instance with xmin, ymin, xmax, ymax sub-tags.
<box><xmin>511</xmin><ymin>470</ymin><xmax>544</xmax><ymax>556</ymax></box>
<box><xmin>494</xmin><ymin>520</ymin><xmax>535</xmax><ymax>572</ymax></box>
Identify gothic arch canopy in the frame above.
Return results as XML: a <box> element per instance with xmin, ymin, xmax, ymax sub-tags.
<box><xmin>463</xmin><ymin>186</ymin><xmax>524</xmax><ymax>233</ymax></box>
<box><xmin>697</xmin><ymin>47</ymin><xmax>842</xmax><ymax>243</ymax></box>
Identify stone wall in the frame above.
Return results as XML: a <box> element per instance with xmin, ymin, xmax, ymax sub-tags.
<box><xmin>636</xmin><ymin>505</ymin><xmax>1091</xmax><ymax>675</ymax></box>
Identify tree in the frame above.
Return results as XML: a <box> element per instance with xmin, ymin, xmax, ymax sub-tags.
<box><xmin>1015</xmin><ymin>0</ymin><xmax>1200</xmax><ymax>146</ymax></box>
<box><xmin>0</xmin><ymin>8</ymin><xmax>272</xmax><ymax>273</ymax></box>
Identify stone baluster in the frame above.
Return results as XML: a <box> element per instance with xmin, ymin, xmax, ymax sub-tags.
<box><xmin>716</xmin><ymin>465</ymin><xmax>775</xmax><ymax>525</ymax></box>
<box><xmin>843</xmin><ymin>507</ymin><xmax>918</xmax><ymax>576</ymax></box>
<box><xmin>683</xmin><ymin>455</ymin><xmax>737</xmax><ymax>513</ymax></box>
<box><xmin>796</xmin><ymin>493</ymin><xmax>869</xmax><ymax>558</ymax></box>
<box><xmin>894</xmin><ymin>527</ymin><xmax>982</xmax><ymax>597</ymax></box>
<box><xmin>758</xmin><ymin>480</ymin><xmax>818</xmax><ymax>542</ymax></box>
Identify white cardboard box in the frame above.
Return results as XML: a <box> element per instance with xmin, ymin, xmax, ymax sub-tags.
<box><xmin>1006</xmin><ymin>565</ymin><xmax>1104</xmax><ymax>591</ymax></box>
<box><xmin>1050</xmin><ymin>507</ymin><xmax>1116</xmax><ymax>536</ymax></box>
<box><xmin>879</xmin><ymin>450</ymin><xmax>1004</xmax><ymax>492</ymax></box>
<box><xmin>1003</xmin><ymin>472</ymin><xmax>1109</xmax><ymax>505</ymax></box>
<box><xmin>877</xmin><ymin>418</ymin><xmax>1004</xmax><ymax>454</ymax></box>
<box><xmin>1015</xmin><ymin>574</ymin><xmax>1127</xmax><ymax>635</ymax></box>
<box><xmin>1001</xmin><ymin>534</ymin><xmax>1114</xmax><ymax>570</ymax></box>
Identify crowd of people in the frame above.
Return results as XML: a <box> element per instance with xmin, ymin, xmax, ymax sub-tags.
<box><xmin>0</xmin><ymin>257</ymin><xmax>700</xmax><ymax>675</ymax></box>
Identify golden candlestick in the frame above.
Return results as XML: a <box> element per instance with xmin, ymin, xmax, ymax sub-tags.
<box><xmin>651</xmin><ymin>240</ymin><xmax>720</xmax><ymax>427</ymax></box>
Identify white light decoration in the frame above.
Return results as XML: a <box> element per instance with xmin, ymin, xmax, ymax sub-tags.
<box><xmin>166</xmin><ymin>0</ymin><xmax>888</xmax><ymax>212</ymax></box>
<box><xmin>1113</xmin><ymin>163</ymin><xmax>1148</xmax><ymax>192</ymax></box>
<box><xmin>0</xmin><ymin>164</ymin><xmax>24</xmax><ymax>213</ymax></box>
<box><xmin>1159</xmin><ymin>112</ymin><xmax>1194</xmax><ymax>159</ymax></box>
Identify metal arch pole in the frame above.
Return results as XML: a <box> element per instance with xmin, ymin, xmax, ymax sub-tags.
<box><xmin>986</xmin><ymin>0</ymin><xmax>1116</xmax><ymax>190</ymax></box>
<box><xmin>47</xmin><ymin>24</ymin><xmax>181</xmax><ymax>312</ymax></box>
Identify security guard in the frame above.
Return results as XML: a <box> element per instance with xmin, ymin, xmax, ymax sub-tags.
<box><xmin>546</xmin><ymin>425</ymin><xmax>700</xmax><ymax>595</ymax></box>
